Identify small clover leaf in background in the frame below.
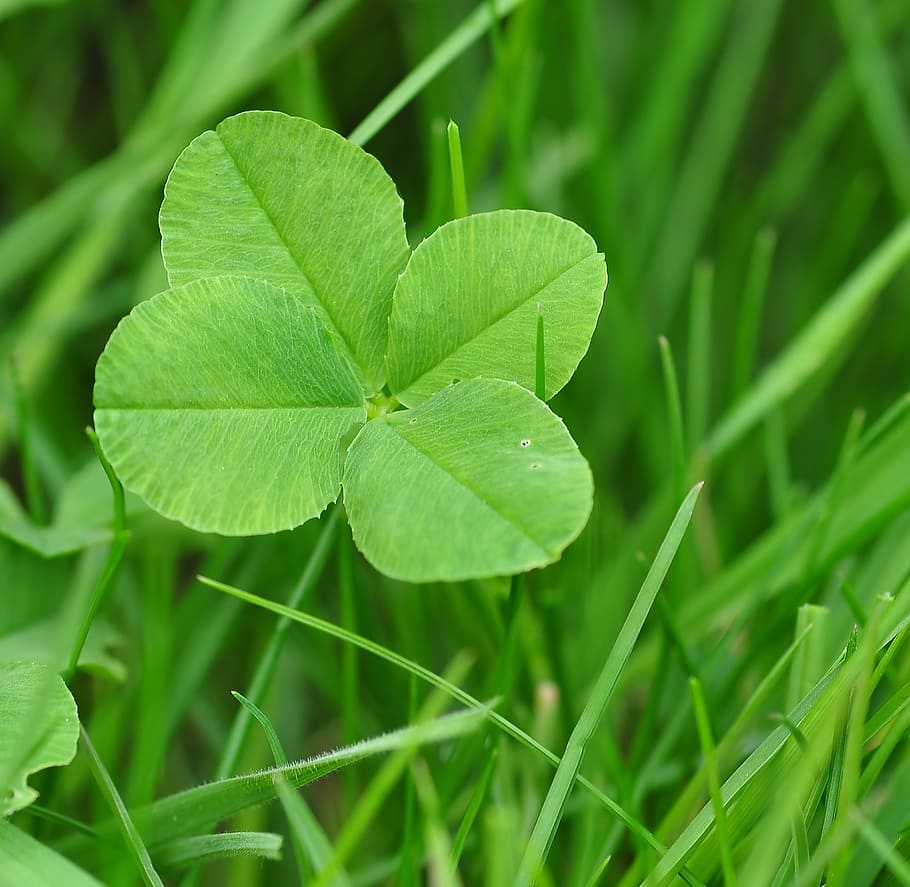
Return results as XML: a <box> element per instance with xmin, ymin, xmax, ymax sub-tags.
<box><xmin>0</xmin><ymin>660</ymin><xmax>78</xmax><ymax>816</ymax></box>
<box><xmin>94</xmin><ymin>111</ymin><xmax>607</xmax><ymax>581</ymax></box>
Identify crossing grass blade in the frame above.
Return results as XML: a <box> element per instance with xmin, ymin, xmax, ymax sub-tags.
<box><xmin>702</xmin><ymin>215</ymin><xmax>910</xmax><ymax>460</ymax></box>
<box><xmin>514</xmin><ymin>482</ymin><xmax>702</xmax><ymax>887</ymax></box>
<box><xmin>79</xmin><ymin>725</ymin><xmax>165</xmax><ymax>887</ymax></box>
<box><xmin>133</xmin><ymin>708</ymin><xmax>487</xmax><ymax>849</ymax></box>
<box><xmin>196</xmin><ymin>575</ymin><xmax>699</xmax><ymax>874</ymax></box>
<box><xmin>232</xmin><ymin>691</ymin><xmax>351</xmax><ymax>886</ymax></box>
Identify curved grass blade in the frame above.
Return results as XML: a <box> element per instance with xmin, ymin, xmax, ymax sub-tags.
<box><xmin>215</xmin><ymin>507</ymin><xmax>340</xmax><ymax>780</ymax></box>
<box><xmin>195</xmin><ymin>581</ymin><xmax>702</xmax><ymax>885</ymax></box>
<box><xmin>133</xmin><ymin>708</ymin><xmax>486</xmax><ymax>849</ymax></box>
<box><xmin>232</xmin><ymin>691</ymin><xmax>351</xmax><ymax>886</ymax></box>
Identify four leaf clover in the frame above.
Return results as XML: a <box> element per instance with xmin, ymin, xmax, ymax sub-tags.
<box><xmin>94</xmin><ymin>111</ymin><xmax>607</xmax><ymax>582</ymax></box>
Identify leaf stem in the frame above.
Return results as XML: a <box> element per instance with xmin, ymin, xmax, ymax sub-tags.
<box><xmin>64</xmin><ymin>428</ymin><xmax>131</xmax><ymax>682</ymax></box>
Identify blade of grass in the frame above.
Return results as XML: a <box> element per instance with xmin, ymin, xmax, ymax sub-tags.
<box><xmin>689</xmin><ymin>677</ymin><xmax>736</xmax><ymax>887</ymax></box>
<box><xmin>411</xmin><ymin>758</ymin><xmax>463</xmax><ymax>887</ymax></box>
<box><xmin>832</xmin><ymin>0</ymin><xmax>910</xmax><ymax>210</ymax></box>
<box><xmin>451</xmin><ymin>744</ymin><xmax>498</xmax><ymax>867</ymax></box>
<box><xmin>514</xmin><ymin>482</ymin><xmax>703</xmax><ymax>887</ymax></box>
<box><xmin>232</xmin><ymin>691</ymin><xmax>350</xmax><ymax>887</ymax></box>
<box><xmin>653</xmin><ymin>621</ymin><xmax>815</xmax><ymax>844</ymax></box>
<box><xmin>762</xmin><ymin>409</ymin><xmax>792</xmax><ymax>520</ymax></box>
<box><xmin>785</xmin><ymin>605</ymin><xmax>831</xmax><ymax>712</ymax></box>
<box><xmin>646</xmin><ymin>0</ymin><xmax>785</xmax><ymax>325</ymax></box>
<box><xmin>826</xmin><ymin>602</ymin><xmax>886</xmax><ymax>887</ymax></box>
<box><xmin>686</xmin><ymin>260</ymin><xmax>713</xmax><ymax>451</ymax></box>
<box><xmin>312</xmin><ymin>652</ymin><xmax>474</xmax><ymax>886</ymax></box>
<box><xmin>347</xmin><ymin>0</ymin><xmax>525</xmax><ymax>147</ymax></box>
<box><xmin>447</xmin><ymin>120</ymin><xmax>468</xmax><ymax>219</ymax></box>
<box><xmin>702</xmin><ymin>215</ymin><xmax>910</xmax><ymax>460</ymax></box>
<box><xmin>731</xmin><ymin>227</ymin><xmax>777</xmax><ymax>400</ymax></box>
<box><xmin>119</xmin><ymin>708</ymin><xmax>488</xmax><ymax>850</ymax></box>
<box><xmin>154</xmin><ymin>832</ymin><xmax>283</xmax><ymax>869</ymax></box>
<box><xmin>79</xmin><ymin>725</ymin><xmax>165</xmax><ymax>887</ymax></box>
<box><xmin>195</xmin><ymin>575</ymin><xmax>699</xmax><ymax>878</ymax></box>
<box><xmin>850</xmin><ymin>807</ymin><xmax>910</xmax><ymax>884</ymax></box>
<box><xmin>9</xmin><ymin>358</ymin><xmax>45</xmax><ymax>523</ymax></box>
<box><xmin>214</xmin><ymin>506</ymin><xmax>340</xmax><ymax>780</ymax></box>
<box><xmin>658</xmin><ymin>338</ymin><xmax>688</xmax><ymax>506</ymax></box>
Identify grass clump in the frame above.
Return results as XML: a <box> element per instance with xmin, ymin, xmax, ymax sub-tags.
<box><xmin>1</xmin><ymin>1</ymin><xmax>910</xmax><ymax>885</ymax></box>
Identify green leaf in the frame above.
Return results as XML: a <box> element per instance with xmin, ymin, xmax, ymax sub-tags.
<box><xmin>385</xmin><ymin>210</ymin><xmax>606</xmax><ymax>406</ymax></box>
<box><xmin>0</xmin><ymin>661</ymin><xmax>78</xmax><ymax>816</ymax></box>
<box><xmin>343</xmin><ymin>378</ymin><xmax>593</xmax><ymax>581</ymax></box>
<box><xmin>0</xmin><ymin>478</ymin><xmax>108</xmax><ymax>557</ymax></box>
<box><xmin>159</xmin><ymin>110</ymin><xmax>410</xmax><ymax>392</ymax></box>
<box><xmin>0</xmin><ymin>820</ymin><xmax>101</xmax><ymax>887</ymax></box>
<box><xmin>93</xmin><ymin>276</ymin><xmax>366</xmax><ymax>536</ymax></box>
<box><xmin>0</xmin><ymin>462</ymin><xmax>145</xmax><ymax>558</ymax></box>
<box><xmin>0</xmin><ymin>618</ymin><xmax>125</xmax><ymax>683</ymax></box>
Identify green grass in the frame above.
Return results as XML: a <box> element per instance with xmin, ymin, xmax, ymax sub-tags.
<box><xmin>2</xmin><ymin>1</ymin><xmax>910</xmax><ymax>885</ymax></box>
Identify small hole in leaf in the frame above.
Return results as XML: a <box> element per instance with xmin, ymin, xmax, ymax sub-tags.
<box><xmin>531</xmin><ymin>463</ymin><xmax>541</xmax><ymax>470</ymax></box>
<box><xmin>409</xmin><ymin>417</ymin><xmax>417</xmax><ymax>425</ymax></box>
<box><xmin>520</xmin><ymin>439</ymin><xmax>531</xmax><ymax>447</ymax></box>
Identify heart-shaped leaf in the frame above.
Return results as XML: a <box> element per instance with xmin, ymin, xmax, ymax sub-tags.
<box><xmin>386</xmin><ymin>210</ymin><xmax>607</xmax><ymax>406</ymax></box>
<box><xmin>94</xmin><ymin>276</ymin><xmax>366</xmax><ymax>535</ymax></box>
<box><xmin>343</xmin><ymin>378</ymin><xmax>593</xmax><ymax>581</ymax></box>
<box><xmin>160</xmin><ymin>111</ymin><xmax>410</xmax><ymax>393</ymax></box>
<box><xmin>0</xmin><ymin>661</ymin><xmax>78</xmax><ymax>816</ymax></box>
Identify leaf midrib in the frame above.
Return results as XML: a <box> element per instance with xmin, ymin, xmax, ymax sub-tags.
<box><xmin>382</xmin><ymin>419</ymin><xmax>553</xmax><ymax>557</ymax></box>
<box><xmin>392</xmin><ymin>250</ymin><xmax>597</xmax><ymax>396</ymax></box>
<box><xmin>215</xmin><ymin>132</ymin><xmax>365</xmax><ymax>380</ymax></box>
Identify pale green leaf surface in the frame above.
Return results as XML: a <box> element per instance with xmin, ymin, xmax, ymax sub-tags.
<box><xmin>343</xmin><ymin>379</ymin><xmax>593</xmax><ymax>581</ymax></box>
<box><xmin>0</xmin><ymin>661</ymin><xmax>78</xmax><ymax>816</ymax></box>
<box><xmin>94</xmin><ymin>277</ymin><xmax>365</xmax><ymax>536</ymax></box>
<box><xmin>159</xmin><ymin>110</ymin><xmax>410</xmax><ymax>391</ymax></box>
<box><xmin>386</xmin><ymin>210</ymin><xmax>606</xmax><ymax>406</ymax></box>
<box><xmin>0</xmin><ymin>820</ymin><xmax>101</xmax><ymax>887</ymax></box>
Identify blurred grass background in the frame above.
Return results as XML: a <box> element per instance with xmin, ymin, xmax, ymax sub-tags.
<box><xmin>2</xmin><ymin>0</ymin><xmax>910</xmax><ymax>884</ymax></box>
